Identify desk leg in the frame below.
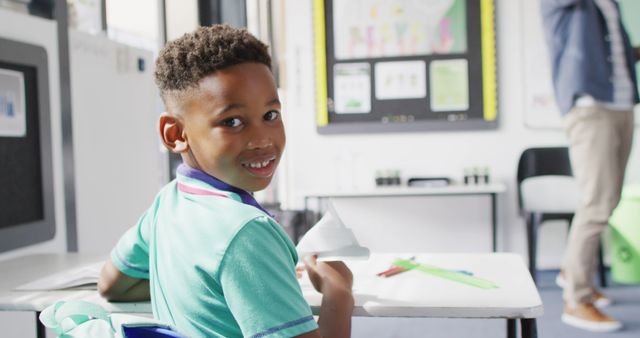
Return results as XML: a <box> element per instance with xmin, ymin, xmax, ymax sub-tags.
<box><xmin>506</xmin><ymin>319</ymin><xmax>516</xmax><ymax>338</ymax></box>
<box><xmin>491</xmin><ymin>193</ymin><xmax>497</xmax><ymax>252</ymax></box>
<box><xmin>36</xmin><ymin>311</ymin><xmax>46</xmax><ymax>338</ymax></box>
<box><xmin>521</xmin><ymin>318</ymin><xmax>537</xmax><ymax>338</ymax></box>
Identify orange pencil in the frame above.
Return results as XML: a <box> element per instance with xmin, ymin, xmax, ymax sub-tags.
<box><xmin>376</xmin><ymin>265</ymin><xmax>407</xmax><ymax>278</ymax></box>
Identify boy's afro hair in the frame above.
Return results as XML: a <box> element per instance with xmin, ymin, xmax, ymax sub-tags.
<box><xmin>154</xmin><ymin>24</ymin><xmax>271</xmax><ymax>92</ymax></box>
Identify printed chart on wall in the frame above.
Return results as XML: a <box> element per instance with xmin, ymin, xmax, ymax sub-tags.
<box><xmin>522</xmin><ymin>0</ymin><xmax>640</xmax><ymax>129</ymax></box>
<box><xmin>0</xmin><ymin>69</ymin><xmax>26</xmax><ymax>137</ymax></box>
<box><xmin>314</xmin><ymin>0</ymin><xmax>497</xmax><ymax>133</ymax></box>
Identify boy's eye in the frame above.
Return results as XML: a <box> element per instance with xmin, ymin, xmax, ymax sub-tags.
<box><xmin>264</xmin><ymin>110</ymin><xmax>280</xmax><ymax>121</ymax></box>
<box><xmin>222</xmin><ymin>117</ymin><xmax>242</xmax><ymax>128</ymax></box>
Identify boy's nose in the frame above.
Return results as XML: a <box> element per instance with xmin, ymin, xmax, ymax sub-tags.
<box><xmin>247</xmin><ymin>137</ymin><xmax>272</xmax><ymax>149</ymax></box>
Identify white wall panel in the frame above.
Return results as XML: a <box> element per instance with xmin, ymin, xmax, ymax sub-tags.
<box><xmin>69</xmin><ymin>31</ymin><xmax>165</xmax><ymax>254</ymax></box>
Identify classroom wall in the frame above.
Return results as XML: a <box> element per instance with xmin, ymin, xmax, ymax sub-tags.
<box><xmin>69</xmin><ymin>31</ymin><xmax>166</xmax><ymax>254</ymax></box>
<box><xmin>281</xmin><ymin>0</ymin><xmax>640</xmax><ymax>268</ymax></box>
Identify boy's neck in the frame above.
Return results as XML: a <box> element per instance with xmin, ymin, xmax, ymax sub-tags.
<box><xmin>176</xmin><ymin>164</ymin><xmax>272</xmax><ymax>216</ymax></box>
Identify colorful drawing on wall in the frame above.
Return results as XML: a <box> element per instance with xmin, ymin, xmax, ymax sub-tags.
<box><xmin>0</xmin><ymin>69</ymin><xmax>26</xmax><ymax>137</ymax></box>
<box><xmin>332</xmin><ymin>0</ymin><xmax>467</xmax><ymax>60</ymax></box>
<box><xmin>333</xmin><ymin>63</ymin><xmax>372</xmax><ymax>114</ymax></box>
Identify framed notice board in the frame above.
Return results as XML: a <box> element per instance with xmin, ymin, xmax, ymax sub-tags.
<box><xmin>314</xmin><ymin>0</ymin><xmax>497</xmax><ymax>134</ymax></box>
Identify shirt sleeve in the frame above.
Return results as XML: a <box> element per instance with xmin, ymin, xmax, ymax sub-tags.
<box><xmin>219</xmin><ymin>216</ymin><xmax>318</xmax><ymax>338</ymax></box>
<box><xmin>110</xmin><ymin>209</ymin><xmax>152</xmax><ymax>279</ymax></box>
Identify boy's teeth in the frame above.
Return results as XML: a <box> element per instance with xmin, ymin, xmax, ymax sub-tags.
<box><xmin>246</xmin><ymin>160</ymin><xmax>271</xmax><ymax>169</ymax></box>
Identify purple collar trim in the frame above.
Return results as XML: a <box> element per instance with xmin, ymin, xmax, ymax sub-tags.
<box><xmin>176</xmin><ymin>164</ymin><xmax>272</xmax><ymax>216</ymax></box>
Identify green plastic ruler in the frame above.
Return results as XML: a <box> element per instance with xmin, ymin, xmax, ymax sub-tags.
<box><xmin>392</xmin><ymin>259</ymin><xmax>499</xmax><ymax>289</ymax></box>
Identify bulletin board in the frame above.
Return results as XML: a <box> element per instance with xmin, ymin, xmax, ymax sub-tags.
<box><xmin>314</xmin><ymin>0</ymin><xmax>497</xmax><ymax>134</ymax></box>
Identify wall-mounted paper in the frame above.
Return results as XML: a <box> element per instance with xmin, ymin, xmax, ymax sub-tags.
<box><xmin>375</xmin><ymin>60</ymin><xmax>426</xmax><ymax>100</ymax></box>
<box><xmin>0</xmin><ymin>69</ymin><xmax>26</xmax><ymax>137</ymax></box>
<box><xmin>430</xmin><ymin>59</ymin><xmax>469</xmax><ymax>111</ymax></box>
<box><xmin>334</xmin><ymin>62</ymin><xmax>372</xmax><ymax>114</ymax></box>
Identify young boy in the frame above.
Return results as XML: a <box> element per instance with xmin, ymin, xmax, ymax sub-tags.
<box><xmin>98</xmin><ymin>24</ymin><xmax>354</xmax><ymax>338</ymax></box>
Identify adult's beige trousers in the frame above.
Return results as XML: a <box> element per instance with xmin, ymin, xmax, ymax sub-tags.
<box><xmin>562</xmin><ymin>106</ymin><xmax>634</xmax><ymax>304</ymax></box>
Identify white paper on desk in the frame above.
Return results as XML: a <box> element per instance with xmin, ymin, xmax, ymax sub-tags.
<box><xmin>15</xmin><ymin>261</ymin><xmax>104</xmax><ymax>291</ymax></box>
<box><xmin>296</xmin><ymin>205</ymin><xmax>369</xmax><ymax>262</ymax></box>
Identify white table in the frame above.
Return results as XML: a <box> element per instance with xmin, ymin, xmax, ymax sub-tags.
<box><xmin>303</xmin><ymin>183</ymin><xmax>507</xmax><ymax>251</ymax></box>
<box><xmin>0</xmin><ymin>254</ymin><xmax>150</xmax><ymax>338</ymax></box>
<box><xmin>304</xmin><ymin>253</ymin><xmax>542</xmax><ymax>338</ymax></box>
<box><xmin>0</xmin><ymin>252</ymin><xmax>541</xmax><ymax>338</ymax></box>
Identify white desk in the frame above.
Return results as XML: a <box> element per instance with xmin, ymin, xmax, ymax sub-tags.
<box><xmin>0</xmin><ymin>254</ymin><xmax>151</xmax><ymax>313</ymax></box>
<box><xmin>1</xmin><ymin>252</ymin><xmax>541</xmax><ymax>338</ymax></box>
<box><xmin>303</xmin><ymin>183</ymin><xmax>507</xmax><ymax>251</ymax></box>
<box><xmin>0</xmin><ymin>254</ymin><xmax>150</xmax><ymax>338</ymax></box>
<box><xmin>304</xmin><ymin>253</ymin><xmax>542</xmax><ymax>338</ymax></box>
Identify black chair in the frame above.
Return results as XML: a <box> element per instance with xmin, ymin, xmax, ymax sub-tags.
<box><xmin>517</xmin><ymin>147</ymin><xmax>606</xmax><ymax>286</ymax></box>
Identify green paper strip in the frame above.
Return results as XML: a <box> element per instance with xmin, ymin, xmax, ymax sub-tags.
<box><xmin>392</xmin><ymin>259</ymin><xmax>499</xmax><ymax>289</ymax></box>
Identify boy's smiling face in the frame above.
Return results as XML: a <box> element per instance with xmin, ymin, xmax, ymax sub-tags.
<box><xmin>175</xmin><ymin>62</ymin><xmax>285</xmax><ymax>192</ymax></box>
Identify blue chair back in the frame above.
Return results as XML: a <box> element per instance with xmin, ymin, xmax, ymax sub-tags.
<box><xmin>122</xmin><ymin>326</ymin><xmax>188</xmax><ymax>338</ymax></box>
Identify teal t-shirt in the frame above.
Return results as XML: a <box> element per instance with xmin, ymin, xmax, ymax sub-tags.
<box><xmin>111</xmin><ymin>167</ymin><xmax>317</xmax><ymax>337</ymax></box>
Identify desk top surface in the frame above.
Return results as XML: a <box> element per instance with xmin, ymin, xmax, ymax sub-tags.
<box><xmin>304</xmin><ymin>183</ymin><xmax>507</xmax><ymax>198</ymax></box>
<box><xmin>0</xmin><ymin>252</ymin><xmax>542</xmax><ymax>319</ymax></box>
<box><xmin>0</xmin><ymin>253</ymin><xmax>149</xmax><ymax>313</ymax></box>
<box><xmin>303</xmin><ymin>253</ymin><xmax>542</xmax><ymax>318</ymax></box>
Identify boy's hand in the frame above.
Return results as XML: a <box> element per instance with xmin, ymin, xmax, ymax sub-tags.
<box><xmin>302</xmin><ymin>256</ymin><xmax>354</xmax><ymax>338</ymax></box>
<box><xmin>303</xmin><ymin>256</ymin><xmax>353</xmax><ymax>295</ymax></box>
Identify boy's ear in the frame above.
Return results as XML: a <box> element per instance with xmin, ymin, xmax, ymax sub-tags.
<box><xmin>159</xmin><ymin>113</ymin><xmax>188</xmax><ymax>153</ymax></box>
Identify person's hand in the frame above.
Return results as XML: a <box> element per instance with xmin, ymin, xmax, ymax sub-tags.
<box><xmin>635</xmin><ymin>47</ymin><xmax>640</xmax><ymax>61</ymax></box>
<box><xmin>303</xmin><ymin>255</ymin><xmax>353</xmax><ymax>295</ymax></box>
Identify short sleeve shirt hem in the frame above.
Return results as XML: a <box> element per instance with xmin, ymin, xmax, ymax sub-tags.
<box><xmin>248</xmin><ymin>315</ymin><xmax>317</xmax><ymax>338</ymax></box>
<box><xmin>111</xmin><ymin>248</ymin><xmax>150</xmax><ymax>279</ymax></box>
